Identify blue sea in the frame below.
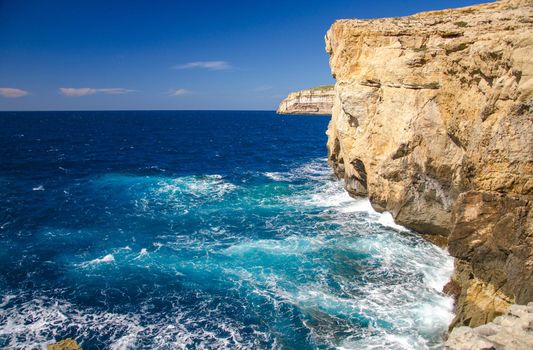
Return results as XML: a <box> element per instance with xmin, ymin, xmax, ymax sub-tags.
<box><xmin>0</xmin><ymin>111</ymin><xmax>453</xmax><ymax>349</ymax></box>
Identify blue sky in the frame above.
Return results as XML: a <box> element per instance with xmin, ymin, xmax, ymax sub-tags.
<box><xmin>0</xmin><ymin>0</ymin><xmax>488</xmax><ymax>111</ymax></box>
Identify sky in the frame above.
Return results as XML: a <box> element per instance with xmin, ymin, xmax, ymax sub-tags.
<box><xmin>0</xmin><ymin>0</ymin><xmax>489</xmax><ymax>111</ymax></box>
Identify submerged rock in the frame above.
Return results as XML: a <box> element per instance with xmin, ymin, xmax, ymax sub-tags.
<box><xmin>324</xmin><ymin>0</ymin><xmax>532</xmax><ymax>329</ymax></box>
<box><xmin>277</xmin><ymin>85</ymin><xmax>334</xmax><ymax>115</ymax></box>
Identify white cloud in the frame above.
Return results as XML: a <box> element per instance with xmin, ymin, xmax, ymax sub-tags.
<box><xmin>0</xmin><ymin>87</ymin><xmax>29</xmax><ymax>98</ymax></box>
<box><xmin>97</xmin><ymin>88</ymin><xmax>134</xmax><ymax>94</ymax></box>
<box><xmin>59</xmin><ymin>87</ymin><xmax>134</xmax><ymax>97</ymax></box>
<box><xmin>173</xmin><ymin>61</ymin><xmax>231</xmax><ymax>71</ymax></box>
<box><xmin>59</xmin><ymin>88</ymin><xmax>97</xmax><ymax>96</ymax></box>
<box><xmin>169</xmin><ymin>88</ymin><xmax>189</xmax><ymax>96</ymax></box>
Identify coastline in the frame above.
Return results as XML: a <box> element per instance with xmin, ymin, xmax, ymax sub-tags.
<box><xmin>319</xmin><ymin>0</ymin><xmax>532</xmax><ymax>345</ymax></box>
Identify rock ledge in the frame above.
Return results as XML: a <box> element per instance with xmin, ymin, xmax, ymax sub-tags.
<box><xmin>446</xmin><ymin>303</ymin><xmax>533</xmax><ymax>350</ymax></box>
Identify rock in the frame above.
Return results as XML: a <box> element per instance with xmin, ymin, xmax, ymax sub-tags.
<box><xmin>445</xmin><ymin>303</ymin><xmax>533</xmax><ymax>349</ymax></box>
<box><xmin>325</xmin><ymin>0</ymin><xmax>532</xmax><ymax>328</ymax></box>
<box><xmin>277</xmin><ymin>85</ymin><xmax>334</xmax><ymax>115</ymax></box>
<box><xmin>445</xmin><ymin>327</ymin><xmax>499</xmax><ymax>350</ymax></box>
<box><xmin>47</xmin><ymin>339</ymin><xmax>82</xmax><ymax>350</ymax></box>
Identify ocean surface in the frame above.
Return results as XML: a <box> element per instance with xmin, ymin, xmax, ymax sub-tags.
<box><xmin>0</xmin><ymin>111</ymin><xmax>454</xmax><ymax>349</ymax></box>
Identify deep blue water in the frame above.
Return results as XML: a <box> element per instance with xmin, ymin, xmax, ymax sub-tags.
<box><xmin>0</xmin><ymin>111</ymin><xmax>453</xmax><ymax>349</ymax></box>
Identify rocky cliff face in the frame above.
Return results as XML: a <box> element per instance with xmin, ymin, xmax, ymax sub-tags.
<box><xmin>325</xmin><ymin>0</ymin><xmax>532</xmax><ymax>329</ymax></box>
<box><xmin>277</xmin><ymin>85</ymin><xmax>334</xmax><ymax>115</ymax></box>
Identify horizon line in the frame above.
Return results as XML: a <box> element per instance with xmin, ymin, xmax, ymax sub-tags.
<box><xmin>0</xmin><ymin>109</ymin><xmax>281</xmax><ymax>113</ymax></box>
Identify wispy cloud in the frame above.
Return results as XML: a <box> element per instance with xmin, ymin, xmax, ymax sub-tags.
<box><xmin>169</xmin><ymin>88</ymin><xmax>189</xmax><ymax>96</ymax></box>
<box><xmin>0</xmin><ymin>87</ymin><xmax>29</xmax><ymax>98</ymax></box>
<box><xmin>173</xmin><ymin>61</ymin><xmax>231</xmax><ymax>71</ymax></box>
<box><xmin>59</xmin><ymin>87</ymin><xmax>134</xmax><ymax>97</ymax></box>
<box><xmin>96</xmin><ymin>88</ymin><xmax>134</xmax><ymax>94</ymax></box>
<box><xmin>253</xmin><ymin>85</ymin><xmax>273</xmax><ymax>92</ymax></box>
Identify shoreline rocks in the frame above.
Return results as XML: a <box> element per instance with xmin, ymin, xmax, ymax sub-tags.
<box><xmin>47</xmin><ymin>339</ymin><xmax>81</xmax><ymax>350</ymax></box>
<box><xmin>324</xmin><ymin>0</ymin><xmax>532</xmax><ymax>332</ymax></box>
<box><xmin>445</xmin><ymin>303</ymin><xmax>533</xmax><ymax>349</ymax></box>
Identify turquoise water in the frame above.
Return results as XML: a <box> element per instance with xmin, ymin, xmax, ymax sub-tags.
<box><xmin>0</xmin><ymin>111</ymin><xmax>453</xmax><ymax>349</ymax></box>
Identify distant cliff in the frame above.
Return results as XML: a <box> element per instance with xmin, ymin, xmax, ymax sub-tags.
<box><xmin>277</xmin><ymin>85</ymin><xmax>334</xmax><ymax>115</ymax></box>
<box><xmin>325</xmin><ymin>0</ymin><xmax>532</xmax><ymax>332</ymax></box>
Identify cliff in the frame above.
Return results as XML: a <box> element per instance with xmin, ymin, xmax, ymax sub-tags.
<box><xmin>276</xmin><ymin>85</ymin><xmax>334</xmax><ymax>115</ymax></box>
<box><xmin>325</xmin><ymin>0</ymin><xmax>532</xmax><ymax>330</ymax></box>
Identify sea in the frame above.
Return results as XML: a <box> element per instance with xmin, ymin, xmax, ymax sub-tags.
<box><xmin>0</xmin><ymin>111</ymin><xmax>454</xmax><ymax>349</ymax></box>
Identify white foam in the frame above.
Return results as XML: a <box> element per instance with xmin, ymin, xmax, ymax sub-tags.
<box><xmin>414</xmin><ymin>298</ymin><xmax>455</xmax><ymax>338</ymax></box>
<box><xmin>378</xmin><ymin>212</ymin><xmax>409</xmax><ymax>232</ymax></box>
<box><xmin>263</xmin><ymin>172</ymin><xmax>288</xmax><ymax>181</ymax></box>
<box><xmin>0</xmin><ymin>294</ymin><xmax>15</xmax><ymax>308</ymax></box>
<box><xmin>0</xmin><ymin>293</ymin><xmax>268</xmax><ymax>350</ymax></box>
<box><xmin>423</xmin><ymin>249</ymin><xmax>454</xmax><ymax>292</ymax></box>
<box><xmin>133</xmin><ymin>248</ymin><xmax>149</xmax><ymax>260</ymax></box>
<box><xmin>32</xmin><ymin>185</ymin><xmax>44</xmax><ymax>191</ymax></box>
<box><xmin>224</xmin><ymin>235</ymin><xmax>325</xmax><ymax>256</ymax></box>
<box><xmin>110</xmin><ymin>333</ymin><xmax>139</xmax><ymax>350</ymax></box>
<box><xmin>338</xmin><ymin>198</ymin><xmax>375</xmax><ymax>213</ymax></box>
<box><xmin>80</xmin><ymin>254</ymin><xmax>115</xmax><ymax>266</ymax></box>
<box><xmin>147</xmin><ymin>174</ymin><xmax>237</xmax><ymax>212</ymax></box>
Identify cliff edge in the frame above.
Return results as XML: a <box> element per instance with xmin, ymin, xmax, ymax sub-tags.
<box><xmin>325</xmin><ymin>0</ymin><xmax>532</xmax><ymax>329</ymax></box>
<box><xmin>277</xmin><ymin>85</ymin><xmax>334</xmax><ymax>115</ymax></box>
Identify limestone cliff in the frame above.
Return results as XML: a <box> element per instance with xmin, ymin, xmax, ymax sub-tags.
<box><xmin>325</xmin><ymin>0</ymin><xmax>532</xmax><ymax>329</ymax></box>
<box><xmin>277</xmin><ymin>85</ymin><xmax>334</xmax><ymax>115</ymax></box>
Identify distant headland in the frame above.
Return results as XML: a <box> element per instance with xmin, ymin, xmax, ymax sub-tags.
<box><xmin>276</xmin><ymin>85</ymin><xmax>334</xmax><ymax>115</ymax></box>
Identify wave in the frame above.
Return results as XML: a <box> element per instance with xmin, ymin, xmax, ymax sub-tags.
<box><xmin>82</xmin><ymin>254</ymin><xmax>115</xmax><ymax>265</ymax></box>
<box><xmin>0</xmin><ymin>293</ymin><xmax>273</xmax><ymax>350</ymax></box>
<box><xmin>224</xmin><ymin>235</ymin><xmax>326</xmax><ymax>257</ymax></box>
<box><xmin>89</xmin><ymin>173</ymin><xmax>238</xmax><ymax>217</ymax></box>
<box><xmin>2</xmin><ymin>159</ymin><xmax>454</xmax><ymax>349</ymax></box>
<box><xmin>221</xmin><ymin>230</ymin><xmax>453</xmax><ymax>349</ymax></box>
